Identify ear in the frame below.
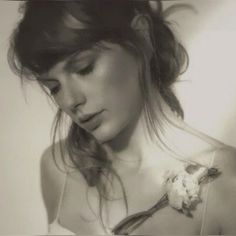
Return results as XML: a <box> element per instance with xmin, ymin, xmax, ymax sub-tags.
<box><xmin>130</xmin><ymin>14</ymin><xmax>154</xmax><ymax>59</ymax></box>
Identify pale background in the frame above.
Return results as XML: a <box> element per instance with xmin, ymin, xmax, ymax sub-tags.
<box><xmin>1</xmin><ymin>0</ymin><xmax>236</xmax><ymax>234</ymax></box>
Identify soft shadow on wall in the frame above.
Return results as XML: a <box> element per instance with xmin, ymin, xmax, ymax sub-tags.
<box><xmin>166</xmin><ymin>0</ymin><xmax>236</xmax><ymax>147</ymax></box>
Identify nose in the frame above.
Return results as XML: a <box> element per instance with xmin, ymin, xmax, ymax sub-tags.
<box><xmin>60</xmin><ymin>80</ymin><xmax>87</xmax><ymax>114</ymax></box>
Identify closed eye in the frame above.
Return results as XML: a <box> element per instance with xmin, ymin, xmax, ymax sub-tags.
<box><xmin>38</xmin><ymin>78</ymin><xmax>60</xmax><ymax>96</ymax></box>
<box><xmin>49</xmin><ymin>85</ymin><xmax>60</xmax><ymax>95</ymax></box>
<box><xmin>77</xmin><ymin>63</ymin><xmax>95</xmax><ymax>76</ymax></box>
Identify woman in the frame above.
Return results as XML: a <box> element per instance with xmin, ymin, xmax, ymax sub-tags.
<box><xmin>8</xmin><ymin>0</ymin><xmax>236</xmax><ymax>234</ymax></box>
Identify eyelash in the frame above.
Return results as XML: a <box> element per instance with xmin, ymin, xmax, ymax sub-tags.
<box><xmin>49</xmin><ymin>86</ymin><xmax>60</xmax><ymax>96</ymax></box>
<box><xmin>76</xmin><ymin>62</ymin><xmax>95</xmax><ymax>75</ymax></box>
<box><xmin>47</xmin><ymin>63</ymin><xmax>94</xmax><ymax>96</ymax></box>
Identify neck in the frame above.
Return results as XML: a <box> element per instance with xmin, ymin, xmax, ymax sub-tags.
<box><xmin>104</xmin><ymin>100</ymin><xmax>180</xmax><ymax>174</ymax></box>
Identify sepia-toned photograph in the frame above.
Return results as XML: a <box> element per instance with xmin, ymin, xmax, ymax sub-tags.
<box><xmin>1</xmin><ymin>0</ymin><xmax>236</xmax><ymax>235</ymax></box>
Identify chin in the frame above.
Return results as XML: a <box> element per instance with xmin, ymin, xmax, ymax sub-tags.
<box><xmin>91</xmin><ymin>122</ymin><xmax>123</xmax><ymax>144</ymax></box>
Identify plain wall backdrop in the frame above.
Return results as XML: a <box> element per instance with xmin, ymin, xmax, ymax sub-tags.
<box><xmin>1</xmin><ymin>0</ymin><xmax>236</xmax><ymax>234</ymax></box>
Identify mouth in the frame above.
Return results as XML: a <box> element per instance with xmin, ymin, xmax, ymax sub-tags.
<box><xmin>79</xmin><ymin>110</ymin><xmax>103</xmax><ymax>131</ymax></box>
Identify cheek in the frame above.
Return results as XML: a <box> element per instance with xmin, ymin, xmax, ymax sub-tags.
<box><xmin>82</xmin><ymin>46</ymin><xmax>144</xmax><ymax>142</ymax></box>
<box><xmin>95</xmin><ymin>48</ymin><xmax>142</xmax><ymax>112</ymax></box>
<box><xmin>90</xmin><ymin>48</ymin><xmax>143</xmax><ymax>141</ymax></box>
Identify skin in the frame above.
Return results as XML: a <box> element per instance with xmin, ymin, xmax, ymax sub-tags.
<box><xmin>40</xmin><ymin>14</ymin><xmax>236</xmax><ymax>235</ymax></box>
<box><xmin>40</xmin><ymin>42</ymin><xmax>143</xmax><ymax>144</ymax></box>
<box><xmin>40</xmin><ymin>14</ymin><xmax>158</xmax><ymax>171</ymax></box>
<box><xmin>40</xmin><ymin>13</ymin><xmax>153</xmax><ymax>150</ymax></box>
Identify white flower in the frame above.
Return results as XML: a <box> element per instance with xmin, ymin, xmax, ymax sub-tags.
<box><xmin>164</xmin><ymin>163</ymin><xmax>209</xmax><ymax>215</ymax></box>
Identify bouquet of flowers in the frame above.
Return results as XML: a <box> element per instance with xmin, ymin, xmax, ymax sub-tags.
<box><xmin>111</xmin><ymin>163</ymin><xmax>221</xmax><ymax>235</ymax></box>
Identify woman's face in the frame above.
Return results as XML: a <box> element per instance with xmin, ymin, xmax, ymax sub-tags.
<box><xmin>40</xmin><ymin>43</ymin><xmax>143</xmax><ymax>143</ymax></box>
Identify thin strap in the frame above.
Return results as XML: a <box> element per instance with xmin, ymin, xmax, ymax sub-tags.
<box><xmin>199</xmin><ymin>149</ymin><xmax>217</xmax><ymax>235</ymax></box>
<box><xmin>54</xmin><ymin>171</ymin><xmax>69</xmax><ymax>221</ymax></box>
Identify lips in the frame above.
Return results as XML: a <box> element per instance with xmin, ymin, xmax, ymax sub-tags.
<box><xmin>78</xmin><ymin>111</ymin><xmax>103</xmax><ymax>131</ymax></box>
<box><xmin>79</xmin><ymin>112</ymin><xmax>99</xmax><ymax>123</ymax></box>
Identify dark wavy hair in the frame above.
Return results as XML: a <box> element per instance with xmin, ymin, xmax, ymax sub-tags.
<box><xmin>8</xmin><ymin>0</ymin><xmax>189</xmax><ymax>228</ymax></box>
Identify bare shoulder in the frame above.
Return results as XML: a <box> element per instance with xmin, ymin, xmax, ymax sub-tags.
<box><xmin>205</xmin><ymin>145</ymin><xmax>236</xmax><ymax>234</ymax></box>
<box><xmin>40</xmin><ymin>140</ymin><xmax>85</xmax><ymax>223</ymax></box>
<box><xmin>40</xmin><ymin>141</ymin><xmax>68</xmax><ymax>223</ymax></box>
<box><xmin>40</xmin><ymin>140</ymin><xmax>70</xmax><ymax>179</ymax></box>
<box><xmin>214</xmin><ymin>145</ymin><xmax>236</xmax><ymax>174</ymax></box>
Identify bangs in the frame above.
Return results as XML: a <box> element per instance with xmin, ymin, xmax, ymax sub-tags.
<box><xmin>10</xmin><ymin>0</ymin><xmax>135</xmax><ymax>77</ymax></box>
<box><xmin>23</xmin><ymin>30</ymin><xmax>103</xmax><ymax>75</ymax></box>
